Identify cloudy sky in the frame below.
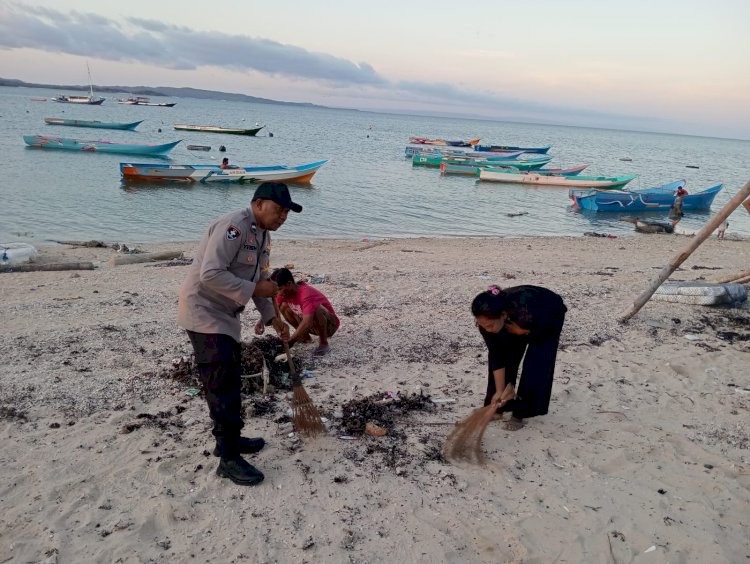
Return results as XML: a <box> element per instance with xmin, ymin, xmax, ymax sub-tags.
<box><xmin>1</xmin><ymin>0</ymin><xmax>749</xmax><ymax>139</ymax></box>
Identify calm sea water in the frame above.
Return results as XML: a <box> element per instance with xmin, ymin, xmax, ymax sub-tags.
<box><xmin>1</xmin><ymin>85</ymin><xmax>748</xmax><ymax>244</ymax></box>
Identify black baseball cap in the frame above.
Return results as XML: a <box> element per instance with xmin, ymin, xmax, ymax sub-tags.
<box><xmin>252</xmin><ymin>182</ymin><xmax>302</xmax><ymax>213</ymax></box>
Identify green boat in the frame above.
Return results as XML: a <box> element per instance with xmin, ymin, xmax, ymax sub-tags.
<box><xmin>45</xmin><ymin>117</ymin><xmax>143</xmax><ymax>131</ymax></box>
<box><xmin>412</xmin><ymin>154</ymin><xmax>552</xmax><ymax>171</ymax></box>
<box><xmin>173</xmin><ymin>124</ymin><xmax>265</xmax><ymax>136</ymax></box>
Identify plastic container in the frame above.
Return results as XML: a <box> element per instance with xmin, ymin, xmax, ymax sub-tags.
<box><xmin>0</xmin><ymin>243</ymin><xmax>37</xmax><ymax>266</ymax></box>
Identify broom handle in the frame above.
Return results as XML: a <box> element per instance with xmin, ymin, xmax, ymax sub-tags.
<box><xmin>273</xmin><ymin>298</ymin><xmax>301</xmax><ymax>385</ymax></box>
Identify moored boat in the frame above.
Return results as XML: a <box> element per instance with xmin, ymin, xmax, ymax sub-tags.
<box><xmin>119</xmin><ymin>159</ymin><xmax>328</xmax><ymax>184</ymax></box>
<box><xmin>51</xmin><ymin>94</ymin><xmax>105</xmax><ymax>105</ymax></box>
<box><xmin>23</xmin><ymin>135</ymin><xmax>181</xmax><ymax>156</ymax></box>
<box><xmin>409</xmin><ymin>137</ymin><xmax>480</xmax><ymax>147</ymax></box>
<box><xmin>118</xmin><ymin>96</ymin><xmax>176</xmax><ymax>107</ymax></box>
<box><xmin>442</xmin><ymin>162</ymin><xmax>588</xmax><ymax>177</ymax></box>
<box><xmin>478</xmin><ymin>169</ymin><xmax>637</xmax><ymax>188</ymax></box>
<box><xmin>45</xmin><ymin>118</ymin><xmax>143</xmax><ymax>131</ymax></box>
<box><xmin>30</xmin><ymin>97</ymin><xmax>47</xmax><ymax>102</ymax></box>
<box><xmin>413</xmin><ymin>154</ymin><xmax>552</xmax><ymax>170</ymax></box>
<box><xmin>474</xmin><ymin>144</ymin><xmax>551</xmax><ymax>154</ymax></box>
<box><xmin>174</xmin><ymin>124</ymin><xmax>264</xmax><ymax>136</ymax></box>
<box><xmin>405</xmin><ymin>145</ymin><xmax>522</xmax><ymax>159</ymax></box>
<box><xmin>571</xmin><ymin>181</ymin><xmax>723</xmax><ymax>212</ymax></box>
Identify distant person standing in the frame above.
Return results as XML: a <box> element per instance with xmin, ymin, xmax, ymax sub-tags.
<box><xmin>177</xmin><ymin>182</ymin><xmax>301</xmax><ymax>486</ymax></box>
<box><xmin>717</xmin><ymin>220</ymin><xmax>729</xmax><ymax>240</ymax></box>
<box><xmin>670</xmin><ymin>187</ymin><xmax>688</xmax><ymax>228</ymax></box>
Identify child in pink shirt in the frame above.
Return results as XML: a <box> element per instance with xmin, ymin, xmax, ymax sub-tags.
<box><xmin>271</xmin><ymin>268</ymin><xmax>340</xmax><ymax>355</ymax></box>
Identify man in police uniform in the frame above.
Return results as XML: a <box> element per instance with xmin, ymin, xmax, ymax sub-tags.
<box><xmin>177</xmin><ymin>182</ymin><xmax>301</xmax><ymax>486</ymax></box>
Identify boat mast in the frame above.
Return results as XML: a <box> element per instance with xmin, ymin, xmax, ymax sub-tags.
<box><xmin>86</xmin><ymin>61</ymin><xmax>94</xmax><ymax>98</ymax></box>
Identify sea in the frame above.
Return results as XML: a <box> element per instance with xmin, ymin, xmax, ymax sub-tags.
<box><xmin>1</xmin><ymin>85</ymin><xmax>749</xmax><ymax>245</ymax></box>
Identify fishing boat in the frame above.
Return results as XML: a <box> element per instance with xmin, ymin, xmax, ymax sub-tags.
<box><xmin>119</xmin><ymin>160</ymin><xmax>327</xmax><ymax>184</ymax></box>
<box><xmin>23</xmin><ymin>135</ymin><xmax>181</xmax><ymax>156</ymax></box>
<box><xmin>405</xmin><ymin>146</ymin><xmax>523</xmax><ymax>159</ymax></box>
<box><xmin>174</xmin><ymin>124</ymin><xmax>264</xmax><ymax>136</ymax></box>
<box><xmin>409</xmin><ymin>137</ymin><xmax>480</xmax><ymax>147</ymax></box>
<box><xmin>442</xmin><ymin>162</ymin><xmax>588</xmax><ymax>177</ymax></box>
<box><xmin>474</xmin><ymin>144</ymin><xmax>551</xmax><ymax>154</ymax></box>
<box><xmin>45</xmin><ymin>118</ymin><xmax>143</xmax><ymax>131</ymax></box>
<box><xmin>30</xmin><ymin>97</ymin><xmax>47</xmax><ymax>102</ymax></box>
<box><xmin>51</xmin><ymin>62</ymin><xmax>105</xmax><ymax>105</ymax></box>
<box><xmin>118</xmin><ymin>96</ymin><xmax>176</xmax><ymax>107</ymax></box>
<box><xmin>478</xmin><ymin>169</ymin><xmax>637</xmax><ymax>188</ymax></box>
<box><xmin>413</xmin><ymin>154</ymin><xmax>552</xmax><ymax>170</ymax></box>
<box><xmin>571</xmin><ymin>182</ymin><xmax>723</xmax><ymax>212</ymax></box>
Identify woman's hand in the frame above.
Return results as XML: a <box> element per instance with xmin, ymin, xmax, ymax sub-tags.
<box><xmin>272</xmin><ymin>318</ymin><xmax>290</xmax><ymax>341</ymax></box>
<box><xmin>254</xmin><ymin>320</ymin><xmax>265</xmax><ymax>335</ymax></box>
<box><xmin>504</xmin><ymin>320</ymin><xmax>530</xmax><ymax>336</ymax></box>
<box><xmin>491</xmin><ymin>391</ymin><xmax>504</xmax><ymax>406</ymax></box>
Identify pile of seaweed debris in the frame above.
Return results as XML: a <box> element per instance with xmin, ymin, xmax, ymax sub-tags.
<box><xmin>338</xmin><ymin>391</ymin><xmax>435</xmax><ymax>436</ymax></box>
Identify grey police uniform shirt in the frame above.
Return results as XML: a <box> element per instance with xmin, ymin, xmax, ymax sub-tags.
<box><xmin>177</xmin><ymin>207</ymin><xmax>276</xmax><ymax>343</ymax></box>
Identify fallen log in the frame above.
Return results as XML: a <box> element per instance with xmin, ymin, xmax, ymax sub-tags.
<box><xmin>51</xmin><ymin>239</ymin><xmax>109</xmax><ymax>248</ymax></box>
<box><xmin>0</xmin><ymin>261</ymin><xmax>95</xmax><ymax>273</ymax></box>
<box><xmin>709</xmin><ymin>269</ymin><xmax>750</xmax><ymax>284</ymax></box>
<box><xmin>108</xmin><ymin>251</ymin><xmax>183</xmax><ymax>267</ymax></box>
<box><xmin>619</xmin><ymin>179</ymin><xmax>750</xmax><ymax>323</ymax></box>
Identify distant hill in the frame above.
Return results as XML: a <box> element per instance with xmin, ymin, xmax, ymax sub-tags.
<box><xmin>0</xmin><ymin>77</ymin><xmax>324</xmax><ymax>108</ymax></box>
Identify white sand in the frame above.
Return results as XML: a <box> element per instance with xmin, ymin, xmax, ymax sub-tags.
<box><xmin>1</xmin><ymin>235</ymin><xmax>749</xmax><ymax>563</ymax></box>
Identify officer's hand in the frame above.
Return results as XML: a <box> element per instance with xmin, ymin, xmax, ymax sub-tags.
<box><xmin>254</xmin><ymin>320</ymin><xmax>265</xmax><ymax>335</ymax></box>
<box><xmin>253</xmin><ymin>280</ymin><xmax>278</xmax><ymax>298</ymax></box>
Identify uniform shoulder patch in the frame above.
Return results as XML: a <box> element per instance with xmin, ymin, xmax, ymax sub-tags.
<box><xmin>226</xmin><ymin>225</ymin><xmax>241</xmax><ymax>240</ymax></box>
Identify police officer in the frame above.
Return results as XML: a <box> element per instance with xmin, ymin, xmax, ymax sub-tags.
<box><xmin>177</xmin><ymin>182</ymin><xmax>301</xmax><ymax>486</ymax></box>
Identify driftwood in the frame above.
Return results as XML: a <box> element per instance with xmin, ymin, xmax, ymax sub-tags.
<box><xmin>0</xmin><ymin>262</ymin><xmax>95</xmax><ymax>274</ymax></box>
<box><xmin>619</xmin><ymin>180</ymin><xmax>750</xmax><ymax>323</ymax></box>
<box><xmin>733</xmin><ymin>274</ymin><xmax>750</xmax><ymax>285</ymax></box>
<box><xmin>108</xmin><ymin>251</ymin><xmax>183</xmax><ymax>267</ymax></box>
<box><xmin>51</xmin><ymin>240</ymin><xmax>108</xmax><ymax>248</ymax></box>
<box><xmin>710</xmin><ymin>269</ymin><xmax>750</xmax><ymax>284</ymax></box>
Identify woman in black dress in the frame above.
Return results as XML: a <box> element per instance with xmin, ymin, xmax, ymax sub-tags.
<box><xmin>472</xmin><ymin>285</ymin><xmax>567</xmax><ymax>430</ymax></box>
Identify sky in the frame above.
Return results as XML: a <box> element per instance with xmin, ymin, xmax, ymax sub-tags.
<box><xmin>1</xmin><ymin>0</ymin><xmax>749</xmax><ymax>139</ymax></box>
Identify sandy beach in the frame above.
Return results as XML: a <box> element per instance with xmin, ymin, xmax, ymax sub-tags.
<box><xmin>1</xmin><ymin>234</ymin><xmax>749</xmax><ymax>563</ymax></box>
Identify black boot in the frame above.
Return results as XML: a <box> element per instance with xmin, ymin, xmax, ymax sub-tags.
<box><xmin>212</xmin><ymin>436</ymin><xmax>266</xmax><ymax>457</ymax></box>
<box><xmin>216</xmin><ymin>456</ymin><xmax>265</xmax><ymax>486</ymax></box>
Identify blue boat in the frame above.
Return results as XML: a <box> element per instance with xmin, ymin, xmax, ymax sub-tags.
<box><xmin>45</xmin><ymin>117</ymin><xmax>144</xmax><ymax>131</ymax></box>
<box><xmin>405</xmin><ymin>146</ymin><xmax>523</xmax><ymax>159</ymax></box>
<box><xmin>23</xmin><ymin>135</ymin><xmax>181</xmax><ymax>156</ymax></box>
<box><xmin>571</xmin><ymin>180</ymin><xmax>723</xmax><ymax>212</ymax></box>
<box><xmin>474</xmin><ymin>144</ymin><xmax>551</xmax><ymax>154</ymax></box>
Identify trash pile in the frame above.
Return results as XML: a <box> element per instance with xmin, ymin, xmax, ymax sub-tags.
<box><xmin>338</xmin><ymin>391</ymin><xmax>434</xmax><ymax>437</ymax></box>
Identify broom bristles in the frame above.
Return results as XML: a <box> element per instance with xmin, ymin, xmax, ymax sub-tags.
<box><xmin>442</xmin><ymin>384</ymin><xmax>516</xmax><ymax>464</ymax></box>
<box><xmin>291</xmin><ymin>383</ymin><xmax>326</xmax><ymax>437</ymax></box>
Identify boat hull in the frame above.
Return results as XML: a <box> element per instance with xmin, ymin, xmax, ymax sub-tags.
<box><xmin>442</xmin><ymin>163</ymin><xmax>588</xmax><ymax>177</ymax></box>
<box><xmin>572</xmin><ymin>183</ymin><xmax>722</xmax><ymax>212</ymax></box>
<box><xmin>414</xmin><ymin>154</ymin><xmax>551</xmax><ymax>170</ymax></box>
<box><xmin>23</xmin><ymin>135</ymin><xmax>181</xmax><ymax>156</ymax></box>
<box><xmin>51</xmin><ymin>96</ymin><xmax>106</xmax><ymax>105</ymax></box>
<box><xmin>475</xmin><ymin>144</ymin><xmax>551</xmax><ymax>154</ymax></box>
<box><xmin>174</xmin><ymin>124</ymin><xmax>264</xmax><ymax>136</ymax></box>
<box><xmin>45</xmin><ymin>118</ymin><xmax>143</xmax><ymax>131</ymax></box>
<box><xmin>479</xmin><ymin>169</ymin><xmax>637</xmax><ymax>188</ymax></box>
<box><xmin>119</xmin><ymin>160</ymin><xmax>328</xmax><ymax>184</ymax></box>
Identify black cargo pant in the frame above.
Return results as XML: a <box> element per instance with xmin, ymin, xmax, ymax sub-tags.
<box><xmin>483</xmin><ymin>315</ymin><xmax>565</xmax><ymax>419</ymax></box>
<box><xmin>186</xmin><ymin>331</ymin><xmax>244</xmax><ymax>458</ymax></box>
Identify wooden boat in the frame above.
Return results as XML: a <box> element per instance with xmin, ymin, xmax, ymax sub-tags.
<box><xmin>23</xmin><ymin>135</ymin><xmax>181</xmax><ymax>156</ymax></box>
<box><xmin>474</xmin><ymin>144</ymin><xmax>551</xmax><ymax>154</ymax></box>
<box><xmin>571</xmin><ymin>182</ymin><xmax>723</xmax><ymax>212</ymax></box>
<box><xmin>45</xmin><ymin>118</ymin><xmax>143</xmax><ymax>131</ymax></box>
<box><xmin>478</xmin><ymin>169</ymin><xmax>637</xmax><ymax>188</ymax></box>
<box><xmin>118</xmin><ymin>96</ymin><xmax>176</xmax><ymax>107</ymax></box>
<box><xmin>30</xmin><ymin>98</ymin><xmax>47</xmax><ymax>102</ymax></box>
<box><xmin>409</xmin><ymin>137</ymin><xmax>480</xmax><ymax>147</ymax></box>
<box><xmin>51</xmin><ymin>94</ymin><xmax>105</xmax><ymax>105</ymax></box>
<box><xmin>413</xmin><ymin>154</ymin><xmax>552</xmax><ymax>170</ymax></box>
<box><xmin>52</xmin><ymin>62</ymin><xmax>105</xmax><ymax>105</ymax></box>
<box><xmin>405</xmin><ymin>146</ymin><xmax>523</xmax><ymax>159</ymax></box>
<box><xmin>442</xmin><ymin>162</ymin><xmax>588</xmax><ymax>177</ymax></box>
<box><xmin>174</xmin><ymin>124</ymin><xmax>264</xmax><ymax>136</ymax></box>
<box><xmin>119</xmin><ymin>159</ymin><xmax>327</xmax><ymax>184</ymax></box>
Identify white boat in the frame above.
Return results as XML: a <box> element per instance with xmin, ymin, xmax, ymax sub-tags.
<box><xmin>118</xmin><ymin>96</ymin><xmax>176</xmax><ymax>107</ymax></box>
<box><xmin>478</xmin><ymin>169</ymin><xmax>638</xmax><ymax>189</ymax></box>
<box><xmin>52</xmin><ymin>62</ymin><xmax>105</xmax><ymax>105</ymax></box>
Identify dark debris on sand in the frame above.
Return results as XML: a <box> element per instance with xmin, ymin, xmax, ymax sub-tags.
<box><xmin>338</xmin><ymin>391</ymin><xmax>435</xmax><ymax>436</ymax></box>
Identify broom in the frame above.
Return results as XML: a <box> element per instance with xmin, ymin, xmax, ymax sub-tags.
<box><xmin>273</xmin><ymin>300</ymin><xmax>326</xmax><ymax>437</ymax></box>
<box><xmin>442</xmin><ymin>383</ymin><xmax>517</xmax><ymax>464</ymax></box>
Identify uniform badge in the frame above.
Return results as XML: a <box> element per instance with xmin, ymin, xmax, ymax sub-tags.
<box><xmin>226</xmin><ymin>225</ymin><xmax>241</xmax><ymax>240</ymax></box>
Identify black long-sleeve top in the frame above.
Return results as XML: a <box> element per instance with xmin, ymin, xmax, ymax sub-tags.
<box><xmin>479</xmin><ymin>285</ymin><xmax>567</xmax><ymax>372</ymax></box>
